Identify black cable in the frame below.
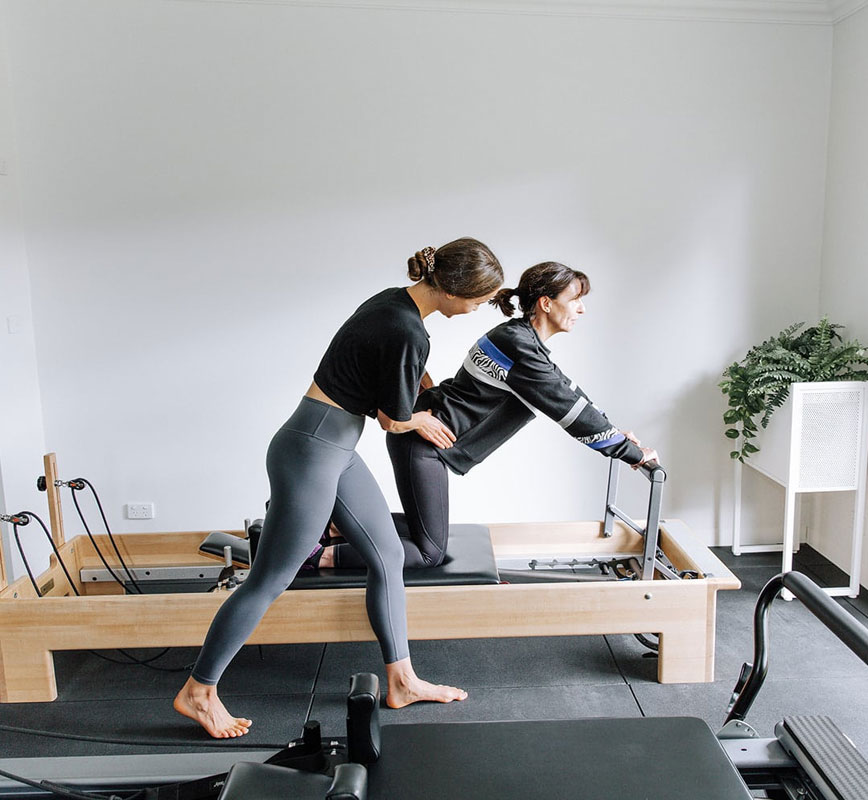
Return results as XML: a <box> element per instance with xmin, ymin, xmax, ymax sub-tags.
<box><xmin>0</xmin><ymin>766</ymin><xmax>127</xmax><ymax>800</ymax></box>
<box><xmin>634</xmin><ymin>632</ymin><xmax>659</xmax><ymax>652</ymax></box>
<box><xmin>66</xmin><ymin>480</ymin><xmax>185</xmax><ymax>668</ymax></box>
<box><xmin>80</xmin><ymin>649</ymin><xmax>192</xmax><ymax>672</ymax></box>
<box><xmin>11</xmin><ymin>502</ymin><xmax>182</xmax><ymax>673</ymax></box>
<box><xmin>20</xmin><ymin>510</ymin><xmax>80</xmax><ymax>596</ymax></box>
<box><xmin>0</xmin><ymin>722</ymin><xmax>286</xmax><ymax>750</ymax></box>
<box><xmin>74</xmin><ymin>479</ymin><xmax>145</xmax><ymax>594</ymax></box>
<box><xmin>18</xmin><ymin>504</ymin><xmax>179</xmax><ymax>671</ymax></box>
<box><xmin>11</xmin><ymin>518</ymin><xmax>41</xmax><ymax>596</ymax></box>
<box><xmin>69</xmin><ymin>487</ymin><xmax>141</xmax><ymax>594</ymax></box>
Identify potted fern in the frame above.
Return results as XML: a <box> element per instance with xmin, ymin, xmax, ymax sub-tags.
<box><xmin>720</xmin><ymin>318</ymin><xmax>868</xmax><ymax>463</ymax></box>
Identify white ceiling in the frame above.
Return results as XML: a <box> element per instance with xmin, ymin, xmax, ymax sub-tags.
<box><xmin>182</xmin><ymin>0</ymin><xmax>868</xmax><ymax>25</ymax></box>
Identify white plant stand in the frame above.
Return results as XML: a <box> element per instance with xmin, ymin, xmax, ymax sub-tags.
<box><xmin>732</xmin><ymin>381</ymin><xmax>868</xmax><ymax>598</ymax></box>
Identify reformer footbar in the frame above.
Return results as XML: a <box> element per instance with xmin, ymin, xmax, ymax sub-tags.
<box><xmin>603</xmin><ymin>458</ymin><xmax>670</xmax><ymax>579</ymax></box>
<box><xmin>496</xmin><ymin>458</ymin><xmax>694</xmax><ymax>583</ymax></box>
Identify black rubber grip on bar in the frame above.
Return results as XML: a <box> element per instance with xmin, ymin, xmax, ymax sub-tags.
<box><xmin>639</xmin><ymin>460</ymin><xmax>666</xmax><ymax>483</ymax></box>
<box><xmin>783</xmin><ymin>571</ymin><xmax>868</xmax><ymax>665</ymax></box>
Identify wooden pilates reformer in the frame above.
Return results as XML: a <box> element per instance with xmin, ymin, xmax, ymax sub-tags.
<box><xmin>0</xmin><ymin>453</ymin><xmax>740</xmax><ymax>703</ymax></box>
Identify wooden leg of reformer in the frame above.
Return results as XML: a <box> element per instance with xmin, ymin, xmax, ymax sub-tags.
<box><xmin>0</xmin><ymin>638</ymin><xmax>58</xmax><ymax>703</ymax></box>
<box><xmin>656</xmin><ymin>601</ymin><xmax>716</xmax><ymax>684</ymax></box>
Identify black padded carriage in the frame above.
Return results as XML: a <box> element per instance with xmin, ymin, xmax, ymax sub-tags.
<box><xmin>199</xmin><ymin>523</ymin><xmax>500</xmax><ymax>588</ymax></box>
<box><xmin>340</xmin><ymin>670</ymin><xmax>752</xmax><ymax>799</ymax></box>
<box><xmin>366</xmin><ymin>717</ymin><xmax>751</xmax><ymax>799</ymax></box>
<box><xmin>217</xmin><ymin>761</ymin><xmax>366</xmax><ymax>800</ymax></box>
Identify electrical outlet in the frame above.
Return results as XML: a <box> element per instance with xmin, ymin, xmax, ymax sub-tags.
<box><xmin>126</xmin><ymin>503</ymin><xmax>155</xmax><ymax>520</ymax></box>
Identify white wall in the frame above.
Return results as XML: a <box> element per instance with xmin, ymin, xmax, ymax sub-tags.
<box><xmin>1</xmin><ymin>0</ymin><xmax>833</xmax><ymax>564</ymax></box>
<box><xmin>0</xmin><ymin>4</ymin><xmax>51</xmax><ymax>579</ymax></box>
<box><xmin>815</xmin><ymin>5</ymin><xmax>868</xmax><ymax>584</ymax></box>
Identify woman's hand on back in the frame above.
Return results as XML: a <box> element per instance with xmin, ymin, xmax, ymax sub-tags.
<box><xmin>377</xmin><ymin>410</ymin><xmax>456</xmax><ymax>449</ymax></box>
<box><xmin>412</xmin><ymin>411</ymin><xmax>456</xmax><ymax>449</ymax></box>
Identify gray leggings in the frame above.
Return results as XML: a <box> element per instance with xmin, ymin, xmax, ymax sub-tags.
<box><xmin>334</xmin><ymin>432</ymin><xmax>449</xmax><ymax>568</ymax></box>
<box><xmin>191</xmin><ymin>397</ymin><xmax>409</xmax><ymax>685</ymax></box>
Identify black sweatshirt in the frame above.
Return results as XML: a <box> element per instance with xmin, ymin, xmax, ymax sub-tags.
<box><xmin>418</xmin><ymin>318</ymin><xmax>643</xmax><ymax>475</ymax></box>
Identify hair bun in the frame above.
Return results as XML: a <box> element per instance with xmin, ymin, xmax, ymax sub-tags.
<box><xmin>408</xmin><ymin>251</ymin><xmax>429</xmax><ymax>281</ymax></box>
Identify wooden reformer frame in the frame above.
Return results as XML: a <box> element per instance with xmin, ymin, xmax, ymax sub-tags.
<box><xmin>0</xmin><ymin>454</ymin><xmax>740</xmax><ymax>703</ymax></box>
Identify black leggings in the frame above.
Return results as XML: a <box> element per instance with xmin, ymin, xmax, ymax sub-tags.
<box><xmin>191</xmin><ymin>397</ymin><xmax>409</xmax><ymax>685</ymax></box>
<box><xmin>333</xmin><ymin>432</ymin><xmax>449</xmax><ymax>569</ymax></box>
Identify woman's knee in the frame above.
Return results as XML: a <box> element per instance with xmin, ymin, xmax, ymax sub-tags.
<box><xmin>241</xmin><ymin>562</ymin><xmax>299</xmax><ymax>599</ymax></box>
<box><xmin>421</xmin><ymin>544</ymin><xmax>447</xmax><ymax>568</ymax></box>
<box><xmin>367</xmin><ymin>536</ymin><xmax>405</xmax><ymax>576</ymax></box>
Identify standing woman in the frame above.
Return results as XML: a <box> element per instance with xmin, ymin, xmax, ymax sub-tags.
<box><xmin>174</xmin><ymin>238</ymin><xmax>503</xmax><ymax>738</ymax></box>
<box><xmin>324</xmin><ymin>262</ymin><xmax>657</xmax><ymax>570</ymax></box>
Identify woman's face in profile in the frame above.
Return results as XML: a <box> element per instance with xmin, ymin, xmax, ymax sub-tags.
<box><xmin>545</xmin><ymin>279</ymin><xmax>586</xmax><ymax>334</ymax></box>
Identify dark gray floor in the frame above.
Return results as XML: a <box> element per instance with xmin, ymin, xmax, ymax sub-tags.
<box><xmin>0</xmin><ymin>546</ymin><xmax>866</xmax><ymax>764</ymax></box>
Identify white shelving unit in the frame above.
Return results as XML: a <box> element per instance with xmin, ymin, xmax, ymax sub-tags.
<box><xmin>732</xmin><ymin>381</ymin><xmax>868</xmax><ymax>598</ymax></box>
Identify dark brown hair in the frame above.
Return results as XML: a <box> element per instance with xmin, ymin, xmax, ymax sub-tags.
<box><xmin>492</xmin><ymin>262</ymin><xmax>590</xmax><ymax>318</ymax></box>
<box><xmin>408</xmin><ymin>237</ymin><xmax>503</xmax><ymax>298</ymax></box>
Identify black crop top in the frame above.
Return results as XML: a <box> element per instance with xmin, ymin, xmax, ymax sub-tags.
<box><xmin>314</xmin><ymin>287</ymin><xmax>429</xmax><ymax>421</ymax></box>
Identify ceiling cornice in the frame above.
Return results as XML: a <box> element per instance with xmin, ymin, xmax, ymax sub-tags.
<box><xmin>827</xmin><ymin>0</ymin><xmax>868</xmax><ymax>20</ymax></box>
<box><xmin>174</xmin><ymin>0</ymin><xmax>868</xmax><ymax>24</ymax></box>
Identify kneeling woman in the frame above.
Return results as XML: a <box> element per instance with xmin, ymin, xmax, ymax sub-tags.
<box><xmin>324</xmin><ymin>261</ymin><xmax>657</xmax><ymax>570</ymax></box>
<box><xmin>174</xmin><ymin>238</ymin><xmax>502</xmax><ymax>738</ymax></box>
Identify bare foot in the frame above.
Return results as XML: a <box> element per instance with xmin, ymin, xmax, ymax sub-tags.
<box><xmin>385</xmin><ymin>658</ymin><xmax>468</xmax><ymax>709</ymax></box>
<box><xmin>320</xmin><ymin>545</ymin><xmax>336</xmax><ymax>568</ymax></box>
<box><xmin>173</xmin><ymin>676</ymin><xmax>252</xmax><ymax>738</ymax></box>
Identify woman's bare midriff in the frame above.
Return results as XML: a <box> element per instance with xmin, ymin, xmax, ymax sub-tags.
<box><xmin>305</xmin><ymin>382</ymin><xmax>344</xmax><ymax>409</ymax></box>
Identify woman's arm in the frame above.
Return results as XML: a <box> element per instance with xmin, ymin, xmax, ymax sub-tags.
<box><xmin>495</xmin><ymin>339</ymin><xmax>646</xmax><ymax>465</ymax></box>
<box><xmin>377</xmin><ymin>409</ymin><xmax>456</xmax><ymax>449</ymax></box>
<box><xmin>622</xmin><ymin>432</ymin><xmax>658</xmax><ymax>468</ymax></box>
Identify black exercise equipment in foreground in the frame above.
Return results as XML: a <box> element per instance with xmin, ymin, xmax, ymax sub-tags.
<box><xmin>333</xmin><ymin>573</ymin><xmax>868</xmax><ymax>800</ymax></box>
<box><xmin>0</xmin><ymin>570</ymin><xmax>865</xmax><ymax>799</ymax></box>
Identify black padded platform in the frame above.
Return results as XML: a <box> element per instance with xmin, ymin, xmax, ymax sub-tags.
<box><xmin>367</xmin><ymin>717</ymin><xmax>752</xmax><ymax>799</ymax></box>
<box><xmin>218</xmin><ymin>762</ymin><xmax>332</xmax><ymax>799</ymax></box>
<box><xmin>217</xmin><ymin>761</ymin><xmax>367</xmax><ymax>800</ymax></box>
<box><xmin>199</xmin><ymin>531</ymin><xmax>252</xmax><ymax>566</ymax></box>
<box><xmin>199</xmin><ymin>524</ymin><xmax>500</xmax><ymax>587</ymax></box>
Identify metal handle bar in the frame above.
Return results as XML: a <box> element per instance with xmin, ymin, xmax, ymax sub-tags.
<box><xmin>725</xmin><ymin>571</ymin><xmax>868</xmax><ymax>724</ymax></box>
<box><xmin>603</xmin><ymin>459</ymin><xmax>667</xmax><ymax>580</ymax></box>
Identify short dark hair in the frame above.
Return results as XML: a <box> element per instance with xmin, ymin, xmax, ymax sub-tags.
<box><xmin>491</xmin><ymin>262</ymin><xmax>589</xmax><ymax>318</ymax></box>
<box><xmin>408</xmin><ymin>238</ymin><xmax>503</xmax><ymax>298</ymax></box>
